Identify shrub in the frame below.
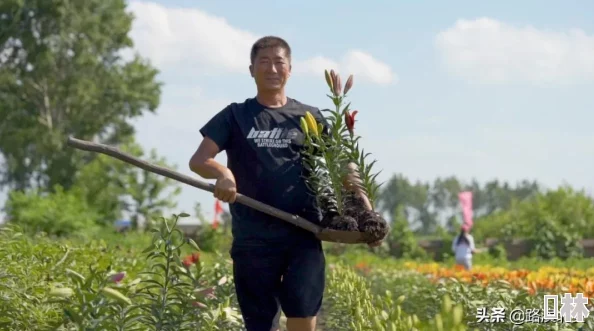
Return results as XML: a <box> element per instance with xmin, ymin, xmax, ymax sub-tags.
<box><xmin>472</xmin><ymin>186</ymin><xmax>594</xmax><ymax>259</ymax></box>
<box><xmin>4</xmin><ymin>185</ymin><xmax>101</xmax><ymax>236</ymax></box>
<box><xmin>388</xmin><ymin>206</ymin><xmax>428</xmax><ymax>260</ymax></box>
<box><xmin>192</xmin><ymin>224</ymin><xmax>232</xmax><ymax>253</ymax></box>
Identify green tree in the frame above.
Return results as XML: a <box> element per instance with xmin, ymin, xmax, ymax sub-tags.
<box><xmin>479</xmin><ymin>179</ymin><xmax>539</xmax><ymax>216</ymax></box>
<box><xmin>0</xmin><ymin>0</ymin><xmax>161</xmax><ymax>191</ymax></box>
<box><xmin>122</xmin><ymin>144</ymin><xmax>182</xmax><ymax>229</ymax></box>
<box><xmin>377</xmin><ymin>174</ymin><xmax>436</xmax><ymax>233</ymax></box>
<box><xmin>378</xmin><ymin>174</ymin><xmax>542</xmax><ymax>236</ymax></box>
<box><xmin>193</xmin><ymin>202</ymin><xmax>207</xmax><ymax>223</ymax></box>
<box><xmin>445</xmin><ymin>215</ymin><xmax>461</xmax><ymax>234</ymax></box>
<box><xmin>377</xmin><ymin>174</ymin><xmax>413</xmax><ymax>217</ymax></box>
<box><xmin>472</xmin><ymin>186</ymin><xmax>594</xmax><ymax>259</ymax></box>
<box><xmin>431</xmin><ymin>176</ymin><xmax>462</xmax><ymax>212</ymax></box>
<box><xmin>387</xmin><ymin>205</ymin><xmax>427</xmax><ymax>260</ymax></box>
<box><xmin>70</xmin><ymin>152</ymin><xmax>129</xmax><ymax>225</ymax></box>
<box><xmin>69</xmin><ymin>138</ymin><xmax>181</xmax><ymax>229</ymax></box>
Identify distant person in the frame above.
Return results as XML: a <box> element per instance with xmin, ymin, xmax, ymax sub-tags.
<box><xmin>452</xmin><ymin>224</ymin><xmax>476</xmax><ymax>270</ymax></box>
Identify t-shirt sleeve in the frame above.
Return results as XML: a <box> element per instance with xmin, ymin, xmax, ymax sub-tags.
<box><xmin>199</xmin><ymin>106</ymin><xmax>233</xmax><ymax>151</ymax></box>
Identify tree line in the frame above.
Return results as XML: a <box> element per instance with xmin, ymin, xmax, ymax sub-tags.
<box><xmin>375</xmin><ymin>174</ymin><xmax>542</xmax><ymax>234</ymax></box>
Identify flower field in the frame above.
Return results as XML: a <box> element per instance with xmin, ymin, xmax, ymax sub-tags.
<box><xmin>1</xmin><ymin>215</ymin><xmax>593</xmax><ymax>331</ymax></box>
<box><xmin>404</xmin><ymin>261</ymin><xmax>594</xmax><ymax>298</ymax></box>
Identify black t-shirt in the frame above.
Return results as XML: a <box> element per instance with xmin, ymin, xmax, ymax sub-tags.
<box><xmin>199</xmin><ymin>97</ymin><xmax>329</xmax><ymax>244</ymax></box>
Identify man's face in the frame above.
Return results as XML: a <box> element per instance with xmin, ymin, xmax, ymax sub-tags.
<box><xmin>250</xmin><ymin>47</ymin><xmax>291</xmax><ymax>92</ymax></box>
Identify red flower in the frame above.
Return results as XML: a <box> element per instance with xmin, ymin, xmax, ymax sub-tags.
<box><xmin>183</xmin><ymin>252</ymin><xmax>200</xmax><ymax>267</ymax></box>
<box><xmin>345</xmin><ymin>110</ymin><xmax>358</xmax><ymax>134</ymax></box>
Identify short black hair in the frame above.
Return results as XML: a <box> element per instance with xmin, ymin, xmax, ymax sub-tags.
<box><xmin>250</xmin><ymin>36</ymin><xmax>292</xmax><ymax>64</ymax></box>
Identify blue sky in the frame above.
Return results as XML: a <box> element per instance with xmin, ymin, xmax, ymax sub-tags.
<box><xmin>2</xmin><ymin>0</ymin><xmax>594</xmax><ymax>224</ymax></box>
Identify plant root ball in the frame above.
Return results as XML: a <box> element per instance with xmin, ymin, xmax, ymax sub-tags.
<box><xmin>343</xmin><ymin>192</ymin><xmax>366</xmax><ymax>220</ymax></box>
<box><xmin>357</xmin><ymin>210</ymin><xmax>389</xmax><ymax>242</ymax></box>
<box><xmin>319</xmin><ymin>190</ymin><xmax>390</xmax><ymax>241</ymax></box>
<box><xmin>344</xmin><ymin>192</ymin><xmax>366</xmax><ymax>210</ymax></box>
<box><xmin>325</xmin><ymin>215</ymin><xmax>359</xmax><ymax>232</ymax></box>
<box><xmin>320</xmin><ymin>211</ymin><xmax>339</xmax><ymax>228</ymax></box>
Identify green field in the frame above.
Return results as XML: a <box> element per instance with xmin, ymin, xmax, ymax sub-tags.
<box><xmin>2</xmin><ymin>214</ymin><xmax>592</xmax><ymax>331</ymax></box>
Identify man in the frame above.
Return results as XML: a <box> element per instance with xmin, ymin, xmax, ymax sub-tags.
<box><xmin>189</xmin><ymin>36</ymin><xmax>380</xmax><ymax>331</ymax></box>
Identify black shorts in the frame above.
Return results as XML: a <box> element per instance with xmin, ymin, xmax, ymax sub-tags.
<box><xmin>230</xmin><ymin>236</ymin><xmax>325</xmax><ymax>331</ymax></box>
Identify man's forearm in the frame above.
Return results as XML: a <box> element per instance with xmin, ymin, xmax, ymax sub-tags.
<box><xmin>189</xmin><ymin>157</ymin><xmax>231</xmax><ymax>180</ymax></box>
<box><xmin>342</xmin><ymin>162</ymin><xmax>373</xmax><ymax>210</ymax></box>
<box><xmin>342</xmin><ymin>162</ymin><xmax>361</xmax><ymax>191</ymax></box>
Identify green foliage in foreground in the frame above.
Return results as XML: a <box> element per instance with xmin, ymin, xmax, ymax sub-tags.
<box><xmin>2</xmin><ymin>215</ymin><xmax>594</xmax><ymax>330</ymax></box>
<box><xmin>0</xmin><ymin>216</ymin><xmax>241</xmax><ymax>331</ymax></box>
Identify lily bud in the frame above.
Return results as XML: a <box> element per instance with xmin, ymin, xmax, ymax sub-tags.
<box><xmin>305</xmin><ymin>111</ymin><xmax>319</xmax><ymax>137</ymax></box>
<box><xmin>65</xmin><ymin>268</ymin><xmax>85</xmax><ymax>283</ymax></box>
<box><xmin>300</xmin><ymin>117</ymin><xmax>309</xmax><ymax>135</ymax></box>
<box><xmin>192</xmin><ymin>301</ymin><xmax>208</xmax><ymax>309</ymax></box>
<box><xmin>324</xmin><ymin>70</ymin><xmax>334</xmax><ymax>91</ymax></box>
<box><xmin>344</xmin><ymin>74</ymin><xmax>354</xmax><ymax>95</ymax></box>
<box><xmin>195</xmin><ymin>287</ymin><xmax>216</xmax><ymax>299</ymax></box>
<box><xmin>101</xmin><ymin>287</ymin><xmax>132</xmax><ymax>306</ymax></box>
<box><xmin>50</xmin><ymin>287</ymin><xmax>74</xmax><ymax>298</ymax></box>
<box><xmin>333</xmin><ymin>74</ymin><xmax>342</xmax><ymax>96</ymax></box>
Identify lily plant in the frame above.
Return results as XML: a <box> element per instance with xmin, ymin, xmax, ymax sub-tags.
<box><xmin>300</xmin><ymin>69</ymin><xmax>382</xmax><ymax>219</ymax></box>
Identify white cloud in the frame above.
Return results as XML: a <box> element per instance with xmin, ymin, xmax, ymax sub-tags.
<box><xmin>295</xmin><ymin>50</ymin><xmax>396</xmax><ymax>85</ymax></box>
<box><xmin>126</xmin><ymin>1</ymin><xmax>395</xmax><ymax>85</ymax></box>
<box><xmin>435</xmin><ymin>18</ymin><xmax>594</xmax><ymax>84</ymax></box>
<box><xmin>127</xmin><ymin>2</ymin><xmax>257</xmax><ymax>73</ymax></box>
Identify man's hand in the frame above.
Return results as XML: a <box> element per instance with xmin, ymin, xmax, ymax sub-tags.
<box><xmin>214</xmin><ymin>170</ymin><xmax>237</xmax><ymax>203</ymax></box>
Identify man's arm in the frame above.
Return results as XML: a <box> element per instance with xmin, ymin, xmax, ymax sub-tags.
<box><xmin>191</xmin><ymin>106</ymin><xmax>232</xmax><ymax>179</ymax></box>
<box><xmin>189</xmin><ymin>137</ymin><xmax>237</xmax><ymax>203</ymax></box>
<box><xmin>342</xmin><ymin>162</ymin><xmax>373</xmax><ymax>211</ymax></box>
<box><xmin>189</xmin><ymin>137</ymin><xmax>230</xmax><ymax>179</ymax></box>
<box><xmin>189</xmin><ymin>106</ymin><xmax>237</xmax><ymax>202</ymax></box>
<box><xmin>343</xmin><ymin>163</ymin><xmax>382</xmax><ymax>247</ymax></box>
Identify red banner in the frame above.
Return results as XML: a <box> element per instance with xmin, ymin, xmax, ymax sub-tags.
<box><xmin>212</xmin><ymin>200</ymin><xmax>223</xmax><ymax>229</ymax></box>
<box><xmin>458</xmin><ymin>191</ymin><xmax>473</xmax><ymax>228</ymax></box>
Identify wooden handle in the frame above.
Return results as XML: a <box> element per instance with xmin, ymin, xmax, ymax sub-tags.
<box><xmin>66</xmin><ymin>137</ymin><xmax>323</xmax><ymax>235</ymax></box>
